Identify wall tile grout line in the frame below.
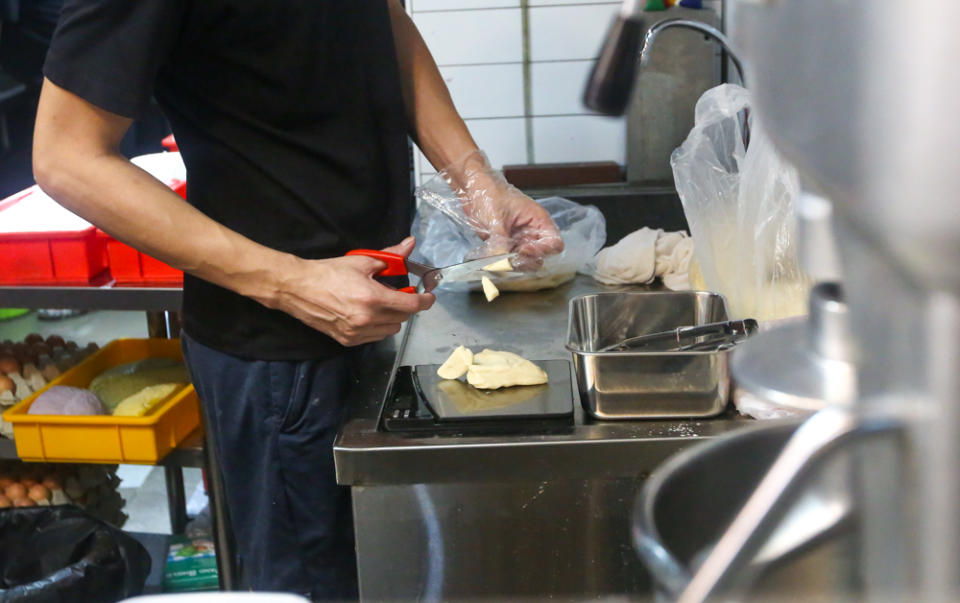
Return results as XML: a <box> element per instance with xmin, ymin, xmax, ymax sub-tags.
<box><xmin>521</xmin><ymin>0</ymin><xmax>535</xmax><ymax>164</ymax></box>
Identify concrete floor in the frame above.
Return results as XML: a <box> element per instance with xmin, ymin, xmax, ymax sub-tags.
<box><xmin>0</xmin><ymin>309</ymin><xmax>205</xmax><ymax>534</ymax></box>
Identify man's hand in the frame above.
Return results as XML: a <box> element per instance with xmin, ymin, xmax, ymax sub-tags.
<box><xmin>468</xmin><ymin>185</ymin><xmax>564</xmax><ymax>269</ymax></box>
<box><xmin>448</xmin><ymin>151</ymin><xmax>564</xmax><ymax>270</ymax></box>
<box><xmin>266</xmin><ymin>237</ymin><xmax>435</xmax><ymax>347</ymax></box>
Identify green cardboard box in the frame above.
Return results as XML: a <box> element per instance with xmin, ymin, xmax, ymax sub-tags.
<box><xmin>163</xmin><ymin>535</ymin><xmax>219</xmax><ymax>592</ymax></box>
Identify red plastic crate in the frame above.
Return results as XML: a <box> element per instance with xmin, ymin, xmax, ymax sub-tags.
<box><xmin>161</xmin><ymin>134</ymin><xmax>179</xmax><ymax>152</ymax></box>
<box><xmin>99</xmin><ymin>230</ymin><xmax>183</xmax><ymax>284</ymax></box>
<box><xmin>0</xmin><ymin>186</ymin><xmax>108</xmax><ymax>285</ymax></box>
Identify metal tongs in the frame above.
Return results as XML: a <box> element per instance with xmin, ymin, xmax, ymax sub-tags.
<box><xmin>599</xmin><ymin>319</ymin><xmax>758</xmax><ymax>353</ymax></box>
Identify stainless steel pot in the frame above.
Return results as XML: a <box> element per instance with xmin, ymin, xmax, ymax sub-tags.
<box><xmin>634</xmin><ymin>419</ymin><xmax>859</xmax><ymax>600</ymax></box>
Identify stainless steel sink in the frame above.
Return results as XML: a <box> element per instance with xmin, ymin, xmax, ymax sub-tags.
<box><xmin>526</xmin><ymin>184</ymin><xmax>688</xmax><ymax>244</ymax></box>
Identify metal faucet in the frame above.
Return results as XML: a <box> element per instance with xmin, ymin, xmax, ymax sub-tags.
<box><xmin>583</xmin><ymin>6</ymin><xmax>746</xmax><ymax>116</ymax></box>
<box><xmin>640</xmin><ymin>18</ymin><xmax>746</xmax><ymax>87</ymax></box>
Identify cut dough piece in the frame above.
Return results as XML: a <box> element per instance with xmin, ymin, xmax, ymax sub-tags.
<box><xmin>481</xmin><ymin>276</ymin><xmax>500</xmax><ymax>302</ymax></box>
<box><xmin>437</xmin><ymin>345</ymin><xmax>474</xmax><ymax>380</ymax></box>
<box><xmin>483</xmin><ymin>257</ymin><xmax>513</xmax><ymax>272</ymax></box>
<box><xmin>466</xmin><ymin>349</ymin><xmax>548</xmax><ymax>390</ymax></box>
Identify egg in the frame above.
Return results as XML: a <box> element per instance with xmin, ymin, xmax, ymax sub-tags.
<box><xmin>40</xmin><ymin>363</ymin><xmax>61</xmax><ymax>382</ymax></box>
<box><xmin>45</xmin><ymin>335</ymin><xmax>65</xmax><ymax>348</ymax></box>
<box><xmin>24</xmin><ymin>334</ymin><xmax>44</xmax><ymax>345</ymax></box>
<box><xmin>27</xmin><ymin>343</ymin><xmax>49</xmax><ymax>359</ymax></box>
<box><xmin>13</xmin><ymin>497</ymin><xmax>35</xmax><ymax>507</ymax></box>
<box><xmin>41</xmin><ymin>475</ymin><xmax>61</xmax><ymax>490</ymax></box>
<box><xmin>28</xmin><ymin>484</ymin><xmax>50</xmax><ymax>502</ymax></box>
<box><xmin>20</xmin><ymin>478</ymin><xmax>37</xmax><ymax>488</ymax></box>
<box><xmin>5</xmin><ymin>483</ymin><xmax>26</xmax><ymax>500</ymax></box>
<box><xmin>0</xmin><ymin>375</ymin><xmax>15</xmax><ymax>395</ymax></box>
<box><xmin>0</xmin><ymin>496</ymin><xmax>10</xmax><ymax>508</ymax></box>
<box><xmin>0</xmin><ymin>477</ymin><xmax>12</xmax><ymax>489</ymax></box>
<box><xmin>0</xmin><ymin>355</ymin><xmax>20</xmax><ymax>375</ymax></box>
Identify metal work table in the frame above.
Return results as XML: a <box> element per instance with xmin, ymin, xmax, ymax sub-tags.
<box><xmin>335</xmin><ymin>275</ymin><xmax>751</xmax><ymax>600</ymax></box>
<box><xmin>0</xmin><ymin>273</ymin><xmax>183</xmax><ymax>311</ymax></box>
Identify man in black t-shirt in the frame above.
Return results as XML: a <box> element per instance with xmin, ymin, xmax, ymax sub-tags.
<box><xmin>32</xmin><ymin>0</ymin><xmax>562</xmax><ymax>599</ymax></box>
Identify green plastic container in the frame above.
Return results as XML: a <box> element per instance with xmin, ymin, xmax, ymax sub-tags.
<box><xmin>163</xmin><ymin>535</ymin><xmax>219</xmax><ymax>592</ymax></box>
<box><xmin>0</xmin><ymin>309</ymin><xmax>29</xmax><ymax>321</ymax></box>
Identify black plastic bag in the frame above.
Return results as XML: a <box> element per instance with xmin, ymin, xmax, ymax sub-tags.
<box><xmin>0</xmin><ymin>505</ymin><xmax>150</xmax><ymax>603</ymax></box>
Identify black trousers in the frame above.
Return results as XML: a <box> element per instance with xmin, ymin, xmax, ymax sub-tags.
<box><xmin>182</xmin><ymin>332</ymin><xmax>360</xmax><ymax>601</ymax></box>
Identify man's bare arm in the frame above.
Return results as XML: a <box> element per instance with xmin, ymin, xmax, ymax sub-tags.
<box><xmin>386</xmin><ymin>2</ymin><xmax>564</xmax><ymax>260</ymax></box>
<box><xmin>386</xmin><ymin>0</ymin><xmax>478</xmax><ymax>170</ymax></box>
<box><xmin>34</xmin><ymin>79</ymin><xmax>292</xmax><ymax>305</ymax></box>
<box><xmin>33</xmin><ymin>78</ymin><xmax>432</xmax><ymax>345</ymax></box>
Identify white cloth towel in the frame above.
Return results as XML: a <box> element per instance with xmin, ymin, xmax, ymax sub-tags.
<box><xmin>590</xmin><ymin>227</ymin><xmax>694</xmax><ymax>290</ymax></box>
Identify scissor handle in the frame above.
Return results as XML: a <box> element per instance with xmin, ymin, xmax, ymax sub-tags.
<box><xmin>346</xmin><ymin>249</ymin><xmax>417</xmax><ymax>294</ymax></box>
<box><xmin>346</xmin><ymin>249</ymin><xmax>408</xmax><ymax>276</ymax></box>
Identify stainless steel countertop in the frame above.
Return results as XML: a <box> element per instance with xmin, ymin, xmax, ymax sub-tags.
<box><xmin>334</xmin><ymin>275</ymin><xmax>752</xmax><ymax>486</ymax></box>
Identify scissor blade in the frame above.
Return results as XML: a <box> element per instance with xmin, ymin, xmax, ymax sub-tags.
<box><xmin>438</xmin><ymin>253</ymin><xmax>516</xmax><ymax>283</ymax></box>
<box><xmin>411</xmin><ymin>253</ymin><xmax>516</xmax><ymax>292</ymax></box>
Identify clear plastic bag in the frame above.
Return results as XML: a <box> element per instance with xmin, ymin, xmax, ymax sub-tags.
<box><xmin>412</xmin><ymin>154</ymin><xmax>605</xmax><ymax>292</ymax></box>
<box><xmin>672</xmin><ymin>84</ymin><xmax>810</xmax><ymax>320</ymax></box>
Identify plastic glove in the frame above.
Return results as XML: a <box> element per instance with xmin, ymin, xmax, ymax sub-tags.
<box><xmin>440</xmin><ymin>150</ymin><xmax>564</xmax><ymax>269</ymax></box>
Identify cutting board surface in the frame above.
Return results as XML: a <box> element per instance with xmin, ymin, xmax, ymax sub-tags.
<box><xmin>414</xmin><ymin>360</ymin><xmax>573</xmax><ymax>421</ymax></box>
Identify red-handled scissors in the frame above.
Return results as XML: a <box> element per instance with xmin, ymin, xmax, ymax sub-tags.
<box><xmin>346</xmin><ymin>250</ymin><xmax>515</xmax><ymax>293</ymax></box>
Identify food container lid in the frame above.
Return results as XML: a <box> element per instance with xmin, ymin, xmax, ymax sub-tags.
<box><xmin>0</xmin><ymin>186</ymin><xmax>94</xmax><ymax>236</ymax></box>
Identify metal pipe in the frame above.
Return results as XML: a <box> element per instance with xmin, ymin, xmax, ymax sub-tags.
<box><xmin>640</xmin><ymin>18</ymin><xmax>746</xmax><ymax>86</ymax></box>
<box><xmin>164</xmin><ymin>465</ymin><xmax>188</xmax><ymax>534</ymax></box>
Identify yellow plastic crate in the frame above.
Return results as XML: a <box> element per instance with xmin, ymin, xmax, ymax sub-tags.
<box><xmin>2</xmin><ymin>338</ymin><xmax>201</xmax><ymax>464</ymax></box>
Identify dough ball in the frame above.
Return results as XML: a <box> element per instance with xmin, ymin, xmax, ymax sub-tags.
<box><xmin>29</xmin><ymin>386</ymin><xmax>107</xmax><ymax>416</ymax></box>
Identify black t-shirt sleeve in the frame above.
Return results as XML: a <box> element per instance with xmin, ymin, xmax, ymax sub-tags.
<box><xmin>42</xmin><ymin>0</ymin><xmax>184</xmax><ymax>119</ymax></box>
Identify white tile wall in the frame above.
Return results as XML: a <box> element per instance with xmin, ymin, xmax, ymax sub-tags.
<box><xmin>532</xmin><ymin>115</ymin><xmax>626</xmax><ymax>163</ymax></box>
<box><xmin>464</xmin><ymin>118</ymin><xmax>529</xmax><ymax>168</ymax></box>
<box><xmin>413</xmin><ymin>9</ymin><xmax>522</xmax><ymax>65</ymax></box>
<box><xmin>412</xmin><ymin>0</ymin><xmax>519</xmax><ymax>11</ymax></box>
<box><xmin>530</xmin><ymin>60</ymin><xmax>594</xmax><ymax>115</ymax></box>
<box><xmin>408</xmin><ymin>1</ymin><xmax>723</xmax><ymax>183</ymax></box>
<box><xmin>528</xmin><ymin>4</ymin><xmax>620</xmax><ymax>62</ymax></box>
<box><xmin>415</xmin><ymin>117</ymin><xmax>528</xmax><ymax>176</ymax></box>
<box><xmin>439</xmin><ymin>64</ymin><xmax>525</xmax><ymax>119</ymax></box>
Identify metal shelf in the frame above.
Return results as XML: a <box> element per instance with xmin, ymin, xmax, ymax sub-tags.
<box><xmin>0</xmin><ymin>277</ymin><xmax>234</xmax><ymax>587</ymax></box>
<box><xmin>0</xmin><ymin>275</ymin><xmax>182</xmax><ymax>311</ymax></box>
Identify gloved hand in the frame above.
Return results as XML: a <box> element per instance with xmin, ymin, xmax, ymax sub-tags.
<box><xmin>441</xmin><ymin>151</ymin><xmax>564</xmax><ymax>270</ymax></box>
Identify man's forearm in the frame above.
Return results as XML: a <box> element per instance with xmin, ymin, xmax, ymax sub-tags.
<box><xmin>387</xmin><ymin>0</ymin><xmax>480</xmax><ymax>174</ymax></box>
<box><xmin>33</xmin><ymin>80</ymin><xmax>295</xmax><ymax>308</ymax></box>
